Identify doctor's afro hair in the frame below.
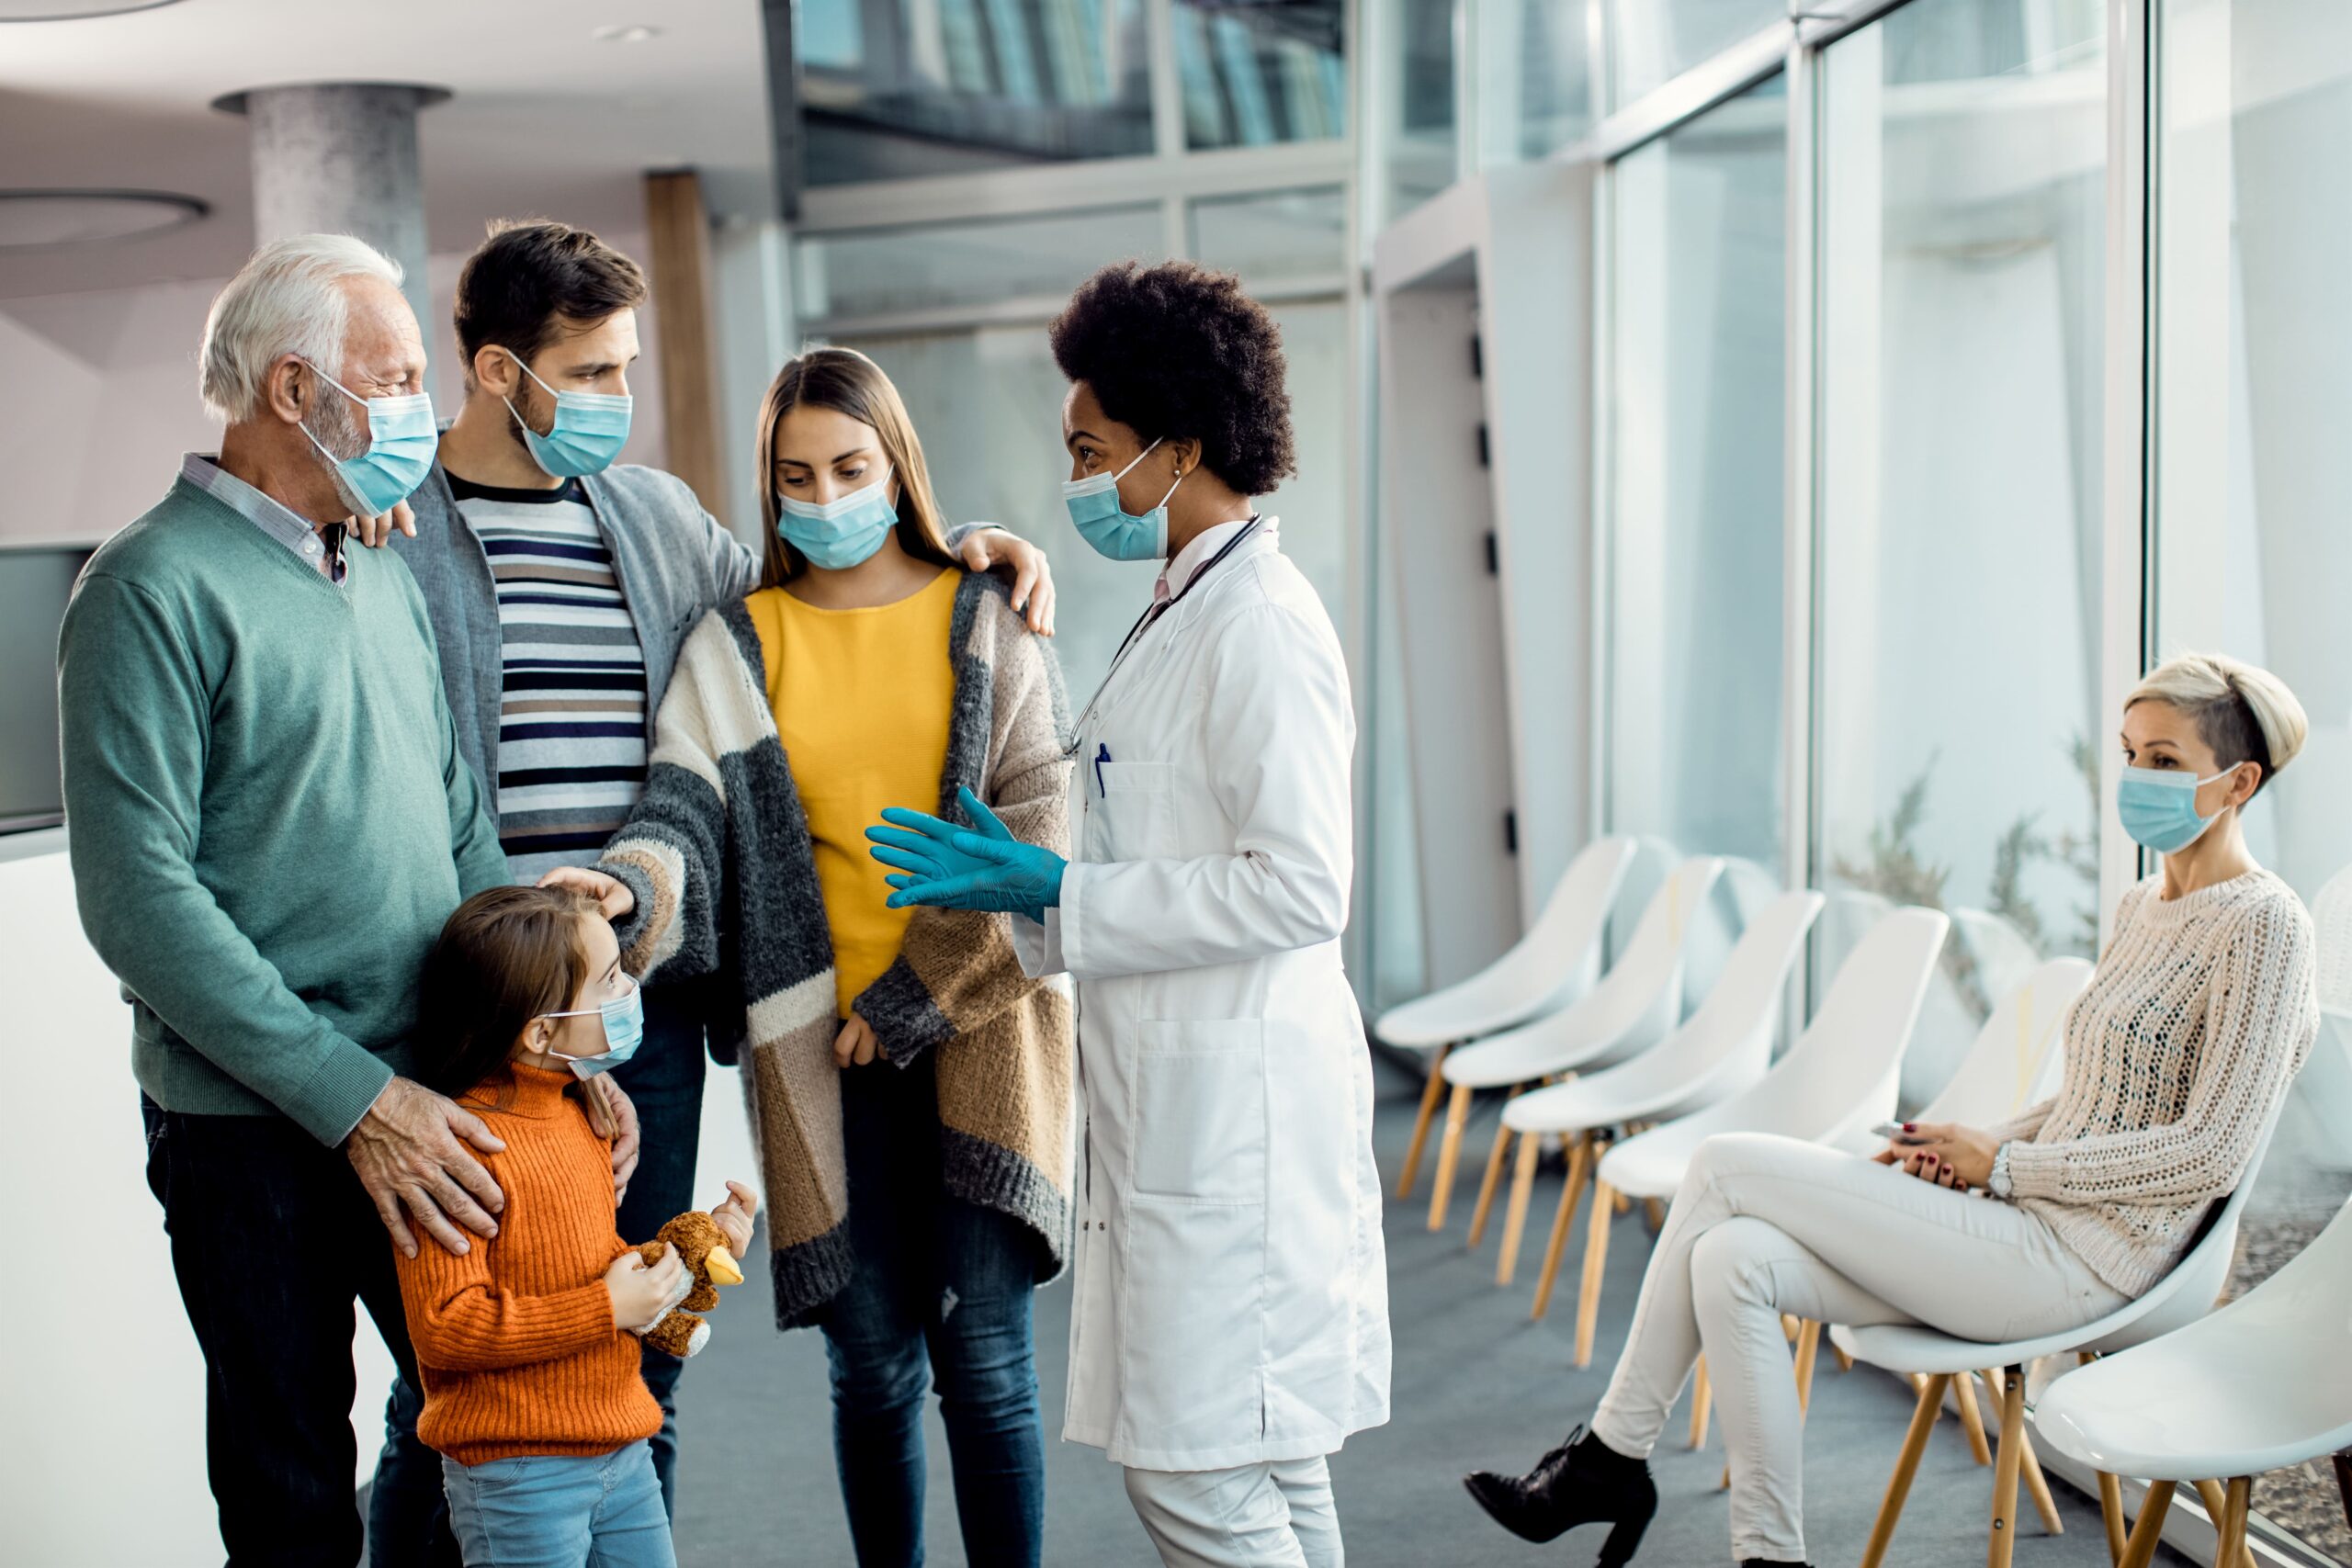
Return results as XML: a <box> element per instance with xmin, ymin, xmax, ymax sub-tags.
<box><xmin>1048</xmin><ymin>260</ymin><xmax>1296</xmax><ymax>498</ymax></box>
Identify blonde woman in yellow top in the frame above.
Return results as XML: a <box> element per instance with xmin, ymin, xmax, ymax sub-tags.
<box><xmin>548</xmin><ymin>347</ymin><xmax>1073</xmax><ymax>1566</ymax></box>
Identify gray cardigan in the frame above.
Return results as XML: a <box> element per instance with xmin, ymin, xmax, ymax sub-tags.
<box><xmin>391</xmin><ymin>459</ymin><xmax>755</xmax><ymax>805</ymax></box>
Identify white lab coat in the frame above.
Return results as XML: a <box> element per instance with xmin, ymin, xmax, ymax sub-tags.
<box><xmin>1014</xmin><ymin>521</ymin><xmax>1392</xmax><ymax>1472</ymax></box>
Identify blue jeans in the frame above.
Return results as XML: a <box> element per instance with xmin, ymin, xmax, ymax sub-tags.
<box><xmin>819</xmin><ymin>1054</ymin><xmax>1046</xmax><ymax>1568</ymax></box>
<box><xmin>142</xmin><ymin>1099</ymin><xmax>458</xmax><ymax>1568</ymax></box>
<box><xmin>386</xmin><ymin>981</ymin><xmax>707</xmax><ymax>1523</ymax></box>
<box><xmin>440</xmin><ymin>1442</ymin><xmax>675</xmax><ymax>1568</ymax></box>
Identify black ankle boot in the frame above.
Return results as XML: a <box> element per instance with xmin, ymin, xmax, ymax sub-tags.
<box><xmin>1463</xmin><ymin>1425</ymin><xmax>1657</xmax><ymax>1566</ymax></box>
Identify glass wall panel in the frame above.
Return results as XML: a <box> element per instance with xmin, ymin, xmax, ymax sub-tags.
<box><xmin>1516</xmin><ymin>0</ymin><xmax>1596</xmax><ymax>159</ymax></box>
<box><xmin>1815</xmin><ymin>0</ymin><xmax>2105</xmax><ymax>1104</ymax></box>
<box><xmin>2152</xmin><ymin>4</ymin><xmax>2352</xmax><ymax>1558</ymax></box>
<box><xmin>1608</xmin><ymin>0</ymin><xmax>1782</xmax><ymax>107</ymax></box>
<box><xmin>1380</xmin><ymin>0</ymin><xmax>1457</xmax><ymax>222</ymax></box>
<box><xmin>795</xmin><ymin>207</ymin><xmax>1164</xmax><ymax>321</ymax></box>
<box><xmin>1604</xmin><ymin>74</ymin><xmax>1786</xmax><ymax>884</ymax></box>
<box><xmin>798</xmin><ymin>0</ymin><xmax>1155</xmax><ymax>183</ymax></box>
<box><xmin>1189</xmin><ymin>186</ymin><xmax>1346</xmax><ymax>281</ymax></box>
<box><xmin>1177</xmin><ymin>0</ymin><xmax>1346</xmax><ymax>149</ymax></box>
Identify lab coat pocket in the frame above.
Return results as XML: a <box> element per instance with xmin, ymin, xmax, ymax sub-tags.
<box><xmin>1086</xmin><ymin>760</ymin><xmax>1179</xmax><ymax>863</ymax></box>
<box><xmin>1132</xmin><ymin>1019</ymin><xmax>1268</xmax><ymax>1204</ymax></box>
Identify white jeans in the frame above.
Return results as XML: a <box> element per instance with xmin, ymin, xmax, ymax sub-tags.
<box><xmin>1122</xmin><ymin>1457</ymin><xmax>1341</xmax><ymax>1568</ymax></box>
<box><xmin>1589</xmin><ymin>1134</ymin><xmax>2126</xmax><ymax>1562</ymax></box>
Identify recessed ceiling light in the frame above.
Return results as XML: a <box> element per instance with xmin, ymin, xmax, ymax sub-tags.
<box><xmin>0</xmin><ymin>0</ymin><xmax>182</xmax><ymax>18</ymax></box>
<box><xmin>593</xmin><ymin>23</ymin><xmax>662</xmax><ymax>43</ymax></box>
<box><xmin>0</xmin><ymin>188</ymin><xmax>207</xmax><ymax>250</ymax></box>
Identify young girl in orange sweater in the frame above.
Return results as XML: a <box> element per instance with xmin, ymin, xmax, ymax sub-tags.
<box><xmin>399</xmin><ymin>884</ymin><xmax>756</xmax><ymax>1567</ymax></box>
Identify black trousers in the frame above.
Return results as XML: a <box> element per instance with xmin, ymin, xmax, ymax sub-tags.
<box><xmin>142</xmin><ymin>1099</ymin><xmax>458</xmax><ymax>1568</ymax></box>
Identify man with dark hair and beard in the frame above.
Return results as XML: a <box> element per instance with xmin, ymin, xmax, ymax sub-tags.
<box><xmin>381</xmin><ymin>219</ymin><xmax>1062</xmax><ymax>1514</ymax></box>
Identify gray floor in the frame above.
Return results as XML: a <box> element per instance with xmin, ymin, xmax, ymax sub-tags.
<box><xmin>672</xmin><ymin>1063</ymin><xmax>2183</xmax><ymax>1568</ymax></box>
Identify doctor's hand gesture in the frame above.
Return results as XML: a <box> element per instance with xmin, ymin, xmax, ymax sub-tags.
<box><xmin>865</xmin><ymin>786</ymin><xmax>1066</xmax><ymax>921</ymax></box>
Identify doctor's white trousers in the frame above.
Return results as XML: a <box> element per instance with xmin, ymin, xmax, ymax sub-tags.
<box><xmin>1589</xmin><ymin>1134</ymin><xmax>2124</xmax><ymax>1563</ymax></box>
<box><xmin>1121</xmin><ymin>1458</ymin><xmax>1341</xmax><ymax>1568</ymax></box>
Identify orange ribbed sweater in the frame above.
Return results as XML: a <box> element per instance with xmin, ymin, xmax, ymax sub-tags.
<box><xmin>393</xmin><ymin>1062</ymin><xmax>662</xmax><ymax>1466</ymax></box>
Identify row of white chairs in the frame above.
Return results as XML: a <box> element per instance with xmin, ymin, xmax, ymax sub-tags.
<box><xmin>1375</xmin><ymin>834</ymin><xmax>2348</xmax><ymax>1568</ymax></box>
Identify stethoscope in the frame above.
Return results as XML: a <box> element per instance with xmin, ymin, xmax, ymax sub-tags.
<box><xmin>1061</xmin><ymin>514</ymin><xmax>1264</xmax><ymax>758</ymax></box>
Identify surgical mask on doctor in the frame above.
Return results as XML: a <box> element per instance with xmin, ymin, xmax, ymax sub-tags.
<box><xmin>1062</xmin><ymin>437</ymin><xmax>1182</xmax><ymax>562</ymax></box>
<box><xmin>538</xmin><ymin>973</ymin><xmax>645</xmax><ymax>1080</ymax></box>
<box><xmin>778</xmin><ymin>468</ymin><xmax>898</xmax><ymax>570</ymax></box>
<box><xmin>296</xmin><ymin>357</ymin><xmax>438</xmax><ymax>518</ymax></box>
<box><xmin>2117</xmin><ymin>761</ymin><xmax>2246</xmax><ymax>854</ymax></box>
<box><xmin>500</xmin><ymin>348</ymin><xmax>633</xmax><ymax>479</ymax></box>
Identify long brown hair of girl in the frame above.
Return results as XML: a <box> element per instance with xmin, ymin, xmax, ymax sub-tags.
<box><xmin>754</xmin><ymin>344</ymin><xmax>956</xmax><ymax>589</ymax></box>
<box><xmin>414</xmin><ymin>885</ymin><xmax>601</xmax><ymax>1103</ymax></box>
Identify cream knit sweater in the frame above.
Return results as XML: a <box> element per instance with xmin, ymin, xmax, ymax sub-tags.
<box><xmin>1988</xmin><ymin>868</ymin><xmax>2318</xmax><ymax>1297</ymax></box>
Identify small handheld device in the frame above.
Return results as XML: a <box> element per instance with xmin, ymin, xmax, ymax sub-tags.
<box><xmin>1870</xmin><ymin>1121</ymin><xmax>1927</xmax><ymax>1143</ymax></box>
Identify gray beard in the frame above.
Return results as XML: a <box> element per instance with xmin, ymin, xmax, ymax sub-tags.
<box><xmin>307</xmin><ymin>384</ymin><xmax>371</xmax><ymax>518</ymax></box>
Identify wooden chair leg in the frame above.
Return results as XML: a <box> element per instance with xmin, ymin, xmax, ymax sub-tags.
<box><xmin>1395</xmin><ymin>1043</ymin><xmax>1450</xmax><ymax>1199</ymax></box>
<box><xmin>1975</xmin><ymin>1369</ymin><xmax>2060</xmax><ymax>1536</ymax></box>
<box><xmin>1465</xmin><ymin>1089</ymin><xmax>1521</xmax><ymax>1248</ymax></box>
<box><xmin>1643</xmin><ymin>1195</ymin><xmax>1666</xmax><ymax>1231</ymax></box>
<box><xmin>1792</xmin><ymin>1320</ymin><xmax>1822</xmax><ymax>1416</ymax></box>
<box><xmin>1954</xmin><ymin>1366</ymin><xmax>1994</xmax><ymax>1466</ymax></box>
<box><xmin>1688</xmin><ymin>1355</ymin><xmax>1712</xmax><ymax>1450</ymax></box>
<box><xmin>1495</xmin><ymin>1122</ymin><xmax>1543</xmax><ymax>1285</ymax></box>
<box><xmin>2116</xmin><ymin>1480</ymin><xmax>2176</xmax><ymax>1568</ymax></box>
<box><xmin>2221</xmin><ymin>1476</ymin><xmax>2253</xmax><ymax>1568</ymax></box>
<box><xmin>2096</xmin><ymin>1471</ymin><xmax>2127</xmax><ymax>1564</ymax></box>
<box><xmin>1613</xmin><ymin>1186</ymin><xmax>1631</xmax><ymax>1214</ymax></box>
<box><xmin>1427</xmin><ymin>1081</ymin><xmax>1473</xmax><ymax>1230</ymax></box>
<box><xmin>2191</xmin><ymin>1479</ymin><xmax>2259</xmax><ymax>1568</ymax></box>
<box><xmin>1530</xmin><ymin>1134</ymin><xmax>1591</xmax><ymax>1320</ymax></box>
<box><xmin>1860</xmin><ymin>1372</ymin><xmax>1951</xmax><ymax>1568</ymax></box>
<box><xmin>1833</xmin><ymin>1341</ymin><xmax>1854</xmax><ymax>1372</ymax></box>
<box><xmin>1986</xmin><ymin>1362</ymin><xmax>2028</xmax><ymax>1568</ymax></box>
<box><xmin>1574</xmin><ymin>1177</ymin><xmax>1616</xmax><ymax>1367</ymax></box>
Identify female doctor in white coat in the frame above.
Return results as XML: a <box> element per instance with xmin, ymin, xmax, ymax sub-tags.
<box><xmin>866</xmin><ymin>260</ymin><xmax>1390</xmax><ymax>1568</ymax></box>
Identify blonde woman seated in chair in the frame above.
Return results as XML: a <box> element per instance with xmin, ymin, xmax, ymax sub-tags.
<box><xmin>1464</xmin><ymin>652</ymin><xmax>2321</xmax><ymax>1568</ymax></box>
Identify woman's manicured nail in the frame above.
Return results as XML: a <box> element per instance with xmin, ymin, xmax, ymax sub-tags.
<box><xmin>1902</xmin><ymin>1123</ymin><xmax>1916</xmax><ymax>1132</ymax></box>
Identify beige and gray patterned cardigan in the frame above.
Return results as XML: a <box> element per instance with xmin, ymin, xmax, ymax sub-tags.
<box><xmin>597</xmin><ymin>572</ymin><xmax>1075</xmax><ymax>1326</ymax></box>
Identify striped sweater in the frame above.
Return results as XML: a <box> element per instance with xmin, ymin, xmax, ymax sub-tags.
<box><xmin>392</xmin><ymin>1064</ymin><xmax>660</xmax><ymax>1465</ymax></box>
<box><xmin>598</xmin><ymin>572</ymin><xmax>1076</xmax><ymax>1326</ymax></box>
<box><xmin>1988</xmin><ymin>869</ymin><xmax>2319</xmax><ymax>1296</ymax></box>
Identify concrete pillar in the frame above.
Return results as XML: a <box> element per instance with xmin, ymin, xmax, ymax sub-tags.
<box><xmin>214</xmin><ymin>83</ymin><xmax>450</xmax><ymax>333</ymax></box>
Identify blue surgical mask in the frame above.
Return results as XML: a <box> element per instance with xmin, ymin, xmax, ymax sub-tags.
<box><xmin>1062</xmin><ymin>437</ymin><xmax>1182</xmax><ymax>562</ymax></box>
<box><xmin>541</xmin><ymin>974</ymin><xmax>645</xmax><ymax>1080</ymax></box>
<box><xmin>502</xmin><ymin>348</ymin><xmax>632</xmax><ymax>479</ymax></box>
<box><xmin>2117</xmin><ymin>762</ymin><xmax>2245</xmax><ymax>854</ymax></box>
<box><xmin>778</xmin><ymin>468</ymin><xmax>897</xmax><ymax>570</ymax></box>
<box><xmin>297</xmin><ymin>357</ymin><xmax>437</xmax><ymax>518</ymax></box>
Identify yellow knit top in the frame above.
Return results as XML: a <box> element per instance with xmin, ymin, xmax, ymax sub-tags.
<box><xmin>746</xmin><ymin>569</ymin><xmax>958</xmax><ymax>1016</ymax></box>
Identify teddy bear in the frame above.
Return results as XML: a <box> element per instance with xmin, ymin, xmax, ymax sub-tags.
<box><xmin>630</xmin><ymin>1210</ymin><xmax>746</xmax><ymax>1359</ymax></box>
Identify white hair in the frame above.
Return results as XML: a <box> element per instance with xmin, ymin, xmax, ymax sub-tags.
<box><xmin>2127</xmin><ymin>650</ymin><xmax>2309</xmax><ymax>795</ymax></box>
<box><xmin>198</xmin><ymin>233</ymin><xmax>404</xmax><ymax>423</ymax></box>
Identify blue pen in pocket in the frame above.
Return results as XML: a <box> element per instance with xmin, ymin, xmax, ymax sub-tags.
<box><xmin>1094</xmin><ymin>743</ymin><xmax>1111</xmax><ymax>798</ymax></box>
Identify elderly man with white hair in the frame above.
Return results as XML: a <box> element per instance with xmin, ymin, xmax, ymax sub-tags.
<box><xmin>55</xmin><ymin>234</ymin><xmax>538</xmax><ymax>1565</ymax></box>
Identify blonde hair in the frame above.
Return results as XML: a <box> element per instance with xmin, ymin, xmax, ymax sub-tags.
<box><xmin>2125</xmin><ymin>652</ymin><xmax>2308</xmax><ymax>796</ymax></box>
<box><xmin>752</xmin><ymin>345</ymin><xmax>955</xmax><ymax>588</ymax></box>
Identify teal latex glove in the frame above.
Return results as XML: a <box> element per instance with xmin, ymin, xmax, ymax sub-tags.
<box><xmin>865</xmin><ymin>786</ymin><xmax>1064</xmax><ymax>921</ymax></box>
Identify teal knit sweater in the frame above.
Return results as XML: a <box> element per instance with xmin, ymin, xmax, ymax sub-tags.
<box><xmin>58</xmin><ymin>478</ymin><xmax>508</xmax><ymax>1145</ymax></box>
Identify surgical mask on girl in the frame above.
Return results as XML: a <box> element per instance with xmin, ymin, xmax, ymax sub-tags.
<box><xmin>777</xmin><ymin>468</ymin><xmax>898</xmax><ymax>570</ymax></box>
<box><xmin>501</xmin><ymin>348</ymin><xmax>633</xmax><ymax>478</ymax></box>
<box><xmin>538</xmin><ymin>974</ymin><xmax>645</xmax><ymax>1080</ymax></box>
<box><xmin>2116</xmin><ymin>762</ymin><xmax>2245</xmax><ymax>854</ymax></box>
<box><xmin>296</xmin><ymin>358</ymin><xmax>438</xmax><ymax>518</ymax></box>
<box><xmin>1062</xmin><ymin>437</ymin><xmax>1182</xmax><ymax>562</ymax></box>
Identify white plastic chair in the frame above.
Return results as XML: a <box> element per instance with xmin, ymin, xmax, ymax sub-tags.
<box><xmin>1425</xmin><ymin>857</ymin><xmax>1725</xmax><ymax>1234</ymax></box>
<box><xmin>1378</xmin><ymin>836</ymin><xmax>1637</xmax><ymax>1200</ymax></box>
<box><xmin>1809</xmin><ymin>958</ymin><xmax>2092</xmax><ymax>1472</ymax></box>
<box><xmin>2036</xmin><ymin>1195</ymin><xmax>2352</xmax><ymax>1568</ymax></box>
<box><xmin>1838</xmin><ymin>1106</ymin><xmax>2287</xmax><ymax>1568</ymax></box>
<box><xmin>1548</xmin><ymin>907</ymin><xmax>1950</xmax><ymax>1368</ymax></box>
<box><xmin>1493</xmin><ymin>890</ymin><xmax>1823</xmax><ymax>1297</ymax></box>
<box><xmin>2312</xmin><ymin>861</ymin><xmax>2352</xmax><ymax>1010</ymax></box>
